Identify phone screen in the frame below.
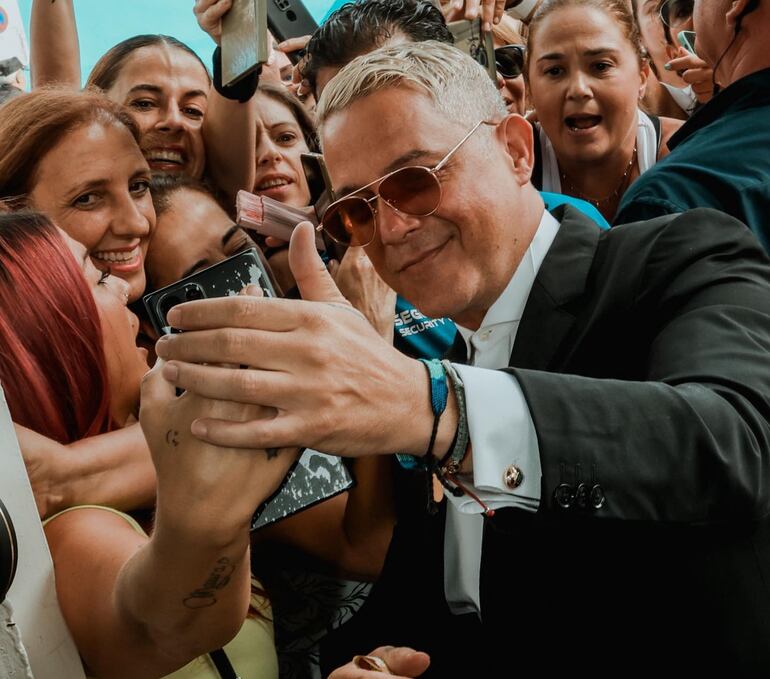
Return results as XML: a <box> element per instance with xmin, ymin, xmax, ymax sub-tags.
<box><xmin>677</xmin><ymin>30</ymin><xmax>697</xmax><ymax>55</ymax></box>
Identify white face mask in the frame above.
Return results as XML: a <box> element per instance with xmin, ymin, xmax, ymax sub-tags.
<box><xmin>661</xmin><ymin>82</ymin><xmax>699</xmax><ymax>115</ymax></box>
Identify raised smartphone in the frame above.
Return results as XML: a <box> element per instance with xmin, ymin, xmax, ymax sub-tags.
<box><xmin>142</xmin><ymin>248</ymin><xmax>276</xmax><ymax>336</ymax></box>
<box><xmin>301</xmin><ymin>152</ymin><xmax>347</xmax><ymax>258</ymax></box>
<box><xmin>267</xmin><ymin>0</ymin><xmax>318</xmax><ymax>44</ymax></box>
<box><xmin>221</xmin><ymin>0</ymin><xmax>269</xmax><ymax>87</ymax></box>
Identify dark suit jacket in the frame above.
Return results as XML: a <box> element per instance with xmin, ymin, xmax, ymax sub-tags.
<box><xmin>321</xmin><ymin>206</ymin><xmax>770</xmax><ymax>677</ymax></box>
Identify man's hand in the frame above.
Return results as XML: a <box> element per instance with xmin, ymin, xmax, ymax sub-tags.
<box><xmin>665</xmin><ymin>48</ymin><xmax>714</xmax><ymax>104</ymax></box>
<box><xmin>194</xmin><ymin>0</ymin><xmax>233</xmax><ymax>46</ymax></box>
<box><xmin>154</xmin><ymin>222</ymin><xmax>457</xmax><ymax>458</ymax></box>
<box><xmin>328</xmin><ymin>646</ymin><xmax>431</xmax><ymax>679</ymax></box>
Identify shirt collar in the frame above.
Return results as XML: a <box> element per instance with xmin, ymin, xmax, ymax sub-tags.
<box><xmin>668</xmin><ymin>66</ymin><xmax>770</xmax><ymax>150</ymax></box>
<box><xmin>456</xmin><ymin>209</ymin><xmax>560</xmax><ymax>346</ymax></box>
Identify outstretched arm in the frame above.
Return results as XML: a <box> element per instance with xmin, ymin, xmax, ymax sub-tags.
<box><xmin>15</xmin><ymin>423</ymin><xmax>156</xmax><ymax>520</ymax></box>
<box><xmin>30</xmin><ymin>0</ymin><xmax>81</xmax><ymax>88</ymax></box>
<box><xmin>195</xmin><ymin>0</ymin><xmax>257</xmax><ymax>204</ymax></box>
<box><xmin>45</xmin><ymin>362</ymin><xmax>298</xmax><ymax>679</ymax></box>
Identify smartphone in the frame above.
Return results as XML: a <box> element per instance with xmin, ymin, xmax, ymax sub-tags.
<box><xmin>251</xmin><ymin>449</ymin><xmax>353</xmax><ymax>529</ymax></box>
<box><xmin>448</xmin><ymin>18</ymin><xmax>497</xmax><ymax>83</ymax></box>
<box><xmin>301</xmin><ymin>152</ymin><xmax>347</xmax><ymax>259</ymax></box>
<box><xmin>678</xmin><ymin>30</ymin><xmax>697</xmax><ymax>55</ymax></box>
<box><xmin>267</xmin><ymin>0</ymin><xmax>318</xmax><ymax>44</ymax></box>
<box><xmin>301</xmin><ymin>152</ymin><xmax>336</xmax><ymax>218</ymax></box>
<box><xmin>142</xmin><ymin>248</ymin><xmax>276</xmax><ymax>336</ymax></box>
<box><xmin>221</xmin><ymin>0</ymin><xmax>270</xmax><ymax>87</ymax></box>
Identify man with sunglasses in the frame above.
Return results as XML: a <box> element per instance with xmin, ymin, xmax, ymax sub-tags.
<box><xmin>617</xmin><ymin>0</ymin><xmax>770</xmax><ymax>251</ymax></box>
<box><xmin>156</xmin><ymin>41</ymin><xmax>770</xmax><ymax>676</ymax></box>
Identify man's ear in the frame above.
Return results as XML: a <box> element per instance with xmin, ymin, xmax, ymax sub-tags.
<box><xmin>498</xmin><ymin>114</ymin><xmax>535</xmax><ymax>186</ymax></box>
<box><xmin>726</xmin><ymin>0</ymin><xmax>753</xmax><ymax>31</ymax></box>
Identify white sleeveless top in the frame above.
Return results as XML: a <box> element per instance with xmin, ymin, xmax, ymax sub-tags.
<box><xmin>536</xmin><ymin>109</ymin><xmax>660</xmax><ymax>194</ymax></box>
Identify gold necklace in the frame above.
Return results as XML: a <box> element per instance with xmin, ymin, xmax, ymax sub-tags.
<box><xmin>559</xmin><ymin>143</ymin><xmax>638</xmax><ymax>208</ymax></box>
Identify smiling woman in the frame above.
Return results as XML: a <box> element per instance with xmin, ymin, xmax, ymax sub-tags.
<box><xmin>87</xmin><ymin>35</ymin><xmax>211</xmax><ymax>180</ymax></box>
<box><xmin>0</xmin><ymin>88</ymin><xmax>156</xmax><ymax>303</ymax></box>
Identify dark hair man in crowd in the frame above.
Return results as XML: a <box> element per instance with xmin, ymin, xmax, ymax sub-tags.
<box><xmin>302</xmin><ymin>0</ymin><xmax>454</xmax><ymax>98</ymax></box>
<box><xmin>616</xmin><ymin>0</ymin><xmax>770</xmax><ymax>250</ymax></box>
<box><xmin>155</xmin><ymin>41</ymin><xmax>770</xmax><ymax>676</ymax></box>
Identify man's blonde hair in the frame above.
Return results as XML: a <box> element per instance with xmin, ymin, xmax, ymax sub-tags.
<box><xmin>316</xmin><ymin>40</ymin><xmax>506</xmax><ymax>136</ymax></box>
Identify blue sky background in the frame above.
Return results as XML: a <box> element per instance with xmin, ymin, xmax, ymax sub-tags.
<box><xmin>16</xmin><ymin>0</ymin><xmax>348</xmax><ymax>84</ymax></box>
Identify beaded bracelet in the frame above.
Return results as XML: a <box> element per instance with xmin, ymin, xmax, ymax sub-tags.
<box><xmin>436</xmin><ymin>361</ymin><xmax>495</xmax><ymax>517</ymax></box>
<box><xmin>396</xmin><ymin>359</ymin><xmax>448</xmax><ymax>472</ymax></box>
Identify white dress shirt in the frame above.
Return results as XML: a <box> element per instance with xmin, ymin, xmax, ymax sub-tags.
<box><xmin>443</xmin><ymin>209</ymin><xmax>560</xmax><ymax>617</ymax></box>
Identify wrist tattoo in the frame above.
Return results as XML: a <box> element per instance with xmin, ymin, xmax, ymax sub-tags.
<box><xmin>183</xmin><ymin>557</ymin><xmax>235</xmax><ymax>609</ymax></box>
<box><xmin>165</xmin><ymin>430</ymin><xmax>180</xmax><ymax>448</ymax></box>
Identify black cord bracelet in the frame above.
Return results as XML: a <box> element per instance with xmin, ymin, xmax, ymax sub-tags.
<box><xmin>212</xmin><ymin>46</ymin><xmax>261</xmax><ymax>103</ymax></box>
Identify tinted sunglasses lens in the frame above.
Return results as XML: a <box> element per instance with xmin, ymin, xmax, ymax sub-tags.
<box><xmin>670</xmin><ymin>0</ymin><xmax>693</xmax><ymax>26</ymax></box>
<box><xmin>322</xmin><ymin>198</ymin><xmax>375</xmax><ymax>246</ymax></box>
<box><xmin>495</xmin><ymin>45</ymin><xmax>524</xmax><ymax>79</ymax></box>
<box><xmin>379</xmin><ymin>167</ymin><xmax>441</xmax><ymax>216</ymax></box>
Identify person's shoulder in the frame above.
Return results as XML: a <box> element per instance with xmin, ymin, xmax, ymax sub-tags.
<box><xmin>608</xmin><ymin>208</ymin><xmax>769</xmax><ymax>265</ymax></box>
<box><xmin>657</xmin><ymin>116</ymin><xmax>685</xmax><ymax>160</ymax></box>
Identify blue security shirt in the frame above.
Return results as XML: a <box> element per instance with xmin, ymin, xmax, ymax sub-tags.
<box><xmin>394</xmin><ymin>192</ymin><xmax>609</xmax><ymax>359</ymax></box>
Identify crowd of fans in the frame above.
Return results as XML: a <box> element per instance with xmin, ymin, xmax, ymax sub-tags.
<box><xmin>1</xmin><ymin>0</ymin><xmax>769</xmax><ymax>677</ymax></box>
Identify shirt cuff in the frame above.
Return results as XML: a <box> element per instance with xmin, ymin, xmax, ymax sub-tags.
<box><xmin>446</xmin><ymin>364</ymin><xmax>541</xmax><ymax>514</ymax></box>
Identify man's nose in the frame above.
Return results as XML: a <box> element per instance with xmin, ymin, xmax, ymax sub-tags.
<box><xmin>376</xmin><ymin>199</ymin><xmax>422</xmax><ymax>245</ymax></box>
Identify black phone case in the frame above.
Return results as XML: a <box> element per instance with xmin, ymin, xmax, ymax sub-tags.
<box><xmin>142</xmin><ymin>248</ymin><xmax>276</xmax><ymax>336</ymax></box>
<box><xmin>267</xmin><ymin>0</ymin><xmax>318</xmax><ymax>43</ymax></box>
<box><xmin>300</xmin><ymin>152</ymin><xmax>348</xmax><ymax>260</ymax></box>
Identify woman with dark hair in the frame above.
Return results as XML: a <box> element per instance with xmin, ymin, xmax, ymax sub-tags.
<box><xmin>526</xmin><ymin>0</ymin><xmax>683</xmax><ymax>221</ymax></box>
<box><xmin>0</xmin><ymin>210</ymin><xmax>287</xmax><ymax>679</ymax></box>
<box><xmin>631</xmin><ymin>0</ymin><xmax>713</xmax><ymax>118</ymax></box>
<box><xmin>252</xmin><ymin>83</ymin><xmax>319</xmax><ymax>207</ymax></box>
<box><xmin>29</xmin><ymin>0</ymin><xmax>256</xmax><ymax>203</ymax></box>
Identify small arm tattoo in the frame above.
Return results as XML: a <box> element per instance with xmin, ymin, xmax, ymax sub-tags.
<box><xmin>165</xmin><ymin>430</ymin><xmax>180</xmax><ymax>447</ymax></box>
<box><xmin>183</xmin><ymin>557</ymin><xmax>235</xmax><ymax>609</ymax></box>
<box><xmin>266</xmin><ymin>448</ymin><xmax>280</xmax><ymax>459</ymax></box>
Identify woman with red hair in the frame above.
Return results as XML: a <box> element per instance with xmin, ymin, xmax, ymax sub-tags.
<box><xmin>0</xmin><ymin>210</ymin><xmax>290</xmax><ymax>678</ymax></box>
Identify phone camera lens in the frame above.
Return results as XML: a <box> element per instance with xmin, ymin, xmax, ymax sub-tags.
<box><xmin>159</xmin><ymin>295</ymin><xmax>181</xmax><ymax>320</ymax></box>
<box><xmin>185</xmin><ymin>286</ymin><xmax>204</xmax><ymax>301</ymax></box>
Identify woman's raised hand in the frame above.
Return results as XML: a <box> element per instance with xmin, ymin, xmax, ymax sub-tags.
<box><xmin>194</xmin><ymin>0</ymin><xmax>233</xmax><ymax>46</ymax></box>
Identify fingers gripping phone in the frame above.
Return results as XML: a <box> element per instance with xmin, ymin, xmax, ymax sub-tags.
<box><xmin>142</xmin><ymin>249</ymin><xmax>276</xmax><ymax>336</ymax></box>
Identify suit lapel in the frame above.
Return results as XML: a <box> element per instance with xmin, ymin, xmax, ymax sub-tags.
<box><xmin>509</xmin><ymin>206</ymin><xmax>602</xmax><ymax>371</ymax></box>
